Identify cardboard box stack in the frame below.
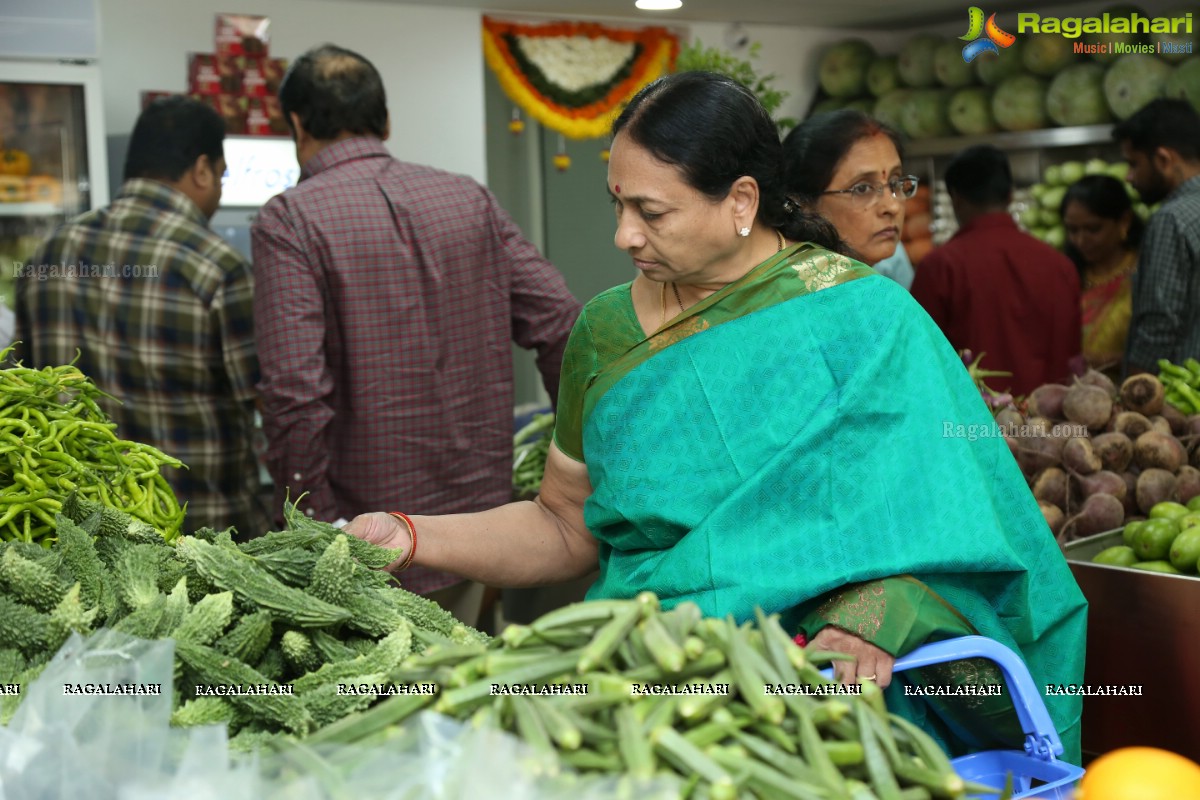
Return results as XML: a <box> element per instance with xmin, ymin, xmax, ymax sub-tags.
<box><xmin>141</xmin><ymin>13</ymin><xmax>288</xmax><ymax>136</ymax></box>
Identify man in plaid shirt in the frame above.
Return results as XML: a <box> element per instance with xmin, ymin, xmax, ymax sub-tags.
<box><xmin>14</xmin><ymin>96</ymin><xmax>267</xmax><ymax>537</ymax></box>
<box><xmin>1114</xmin><ymin>99</ymin><xmax>1200</xmax><ymax>376</ymax></box>
<box><xmin>252</xmin><ymin>45</ymin><xmax>580</xmax><ymax>622</ymax></box>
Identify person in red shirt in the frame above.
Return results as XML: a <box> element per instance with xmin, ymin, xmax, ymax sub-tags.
<box><xmin>910</xmin><ymin>145</ymin><xmax>1081</xmax><ymax>396</ymax></box>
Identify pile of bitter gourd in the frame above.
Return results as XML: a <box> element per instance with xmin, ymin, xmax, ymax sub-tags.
<box><xmin>0</xmin><ymin>498</ymin><xmax>485</xmax><ymax>751</ymax></box>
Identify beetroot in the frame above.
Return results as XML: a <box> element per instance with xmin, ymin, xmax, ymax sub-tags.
<box><xmin>1062</xmin><ymin>437</ymin><xmax>1102</xmax><ymax>475</ymax></box>
<box><xmin>1028</xmin><ymin>384</ymin><xmax>1069</xmax><ymax>420</ymax></box>
<box><xmin>1091</xmin><ymin>432</ymin><xmax>1133</xmax><ymax>473</ymax></box>
<box><xmin>1149</xmin><ymin>416</ymin><xmax>1173</xmax><ymax>436</ymax></box>
<box><xmin>1062</xmin><ymin>383</ymin><xmax>1113</xmax><ymax>432</ymax></box>
<box><xmin>1120</xmin><ymin>373</ymin><xmax>1165</xmax><ymax>417</ymax></box>
<box><xmin>1032</xmin><ymin>467</ymin><xmax>1070</xmax><ymax>510</ymax></box>
<box><xmin>1121</xmin><ymin>472</ymin><xmax>1139</xmax><ymax>516</ymax></box>
<box><xmin>1114</xmin><ymin>411</ymin><xmax>1153</xmax><ymax>439</ymax></box>
<box><xmin>1060</xmin><ymin>493</ymin><xmax>1126</xmax><ymax>542</ymax></box>
<box><xmin>1079</xmin><ymin>368</ymin><xmax>1117</xmax><ymax>398</ymax></box>
<box><xmin>1016</xmin><ymin>440</ymin><xmax>1062</xmax><ymax>476</ymax></box>
<box><xmin>1136</xmin><ymin>468</ymin><xmax>1178</xmax><ymax>515</ymax></box>
<box><xmin>1175</xmin><ymin>466</ymin><xmax>1200</xmax><ymax>504</ymax></box>
<box><xmin>1160</xmin><ymin>402</ymin><xmax>1188</xmax><ymax>436</ymax></box>
<box><xmin>1133</xmin><ymin>431</ymin><xmax>1187</xmax><ymax>473</ymax></box>
<box><xmin>1040</xmin><ymin>501</ymin><xmax>1065</xmax><ymax>537</ymax></box>
<box><xmin>1187</xmin><ymin>414</ymin><xmax>1200</xmax><ymax>440</ymax></box>
<box><xmin>1073</xmin><ymin>470</ymin><xmax>1127</xmax><ymax>502</ymax></box>
<box><xmin>994</xmin><ymin>405</ymin><xmax>1024</xmax><ymax>433</ymax></box>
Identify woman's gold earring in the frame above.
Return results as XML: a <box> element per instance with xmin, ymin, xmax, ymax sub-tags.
<box><xmin>738</xmin><ymin>227</ymin><xmax>750</xmax><ymax>237</ymax></box>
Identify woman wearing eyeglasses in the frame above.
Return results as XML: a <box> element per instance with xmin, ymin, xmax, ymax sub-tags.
<box><xmin>344</xmin><ymin>72</ymin><xmax>1086</xmax><ymax>764</ymax></box>
<box><xmin>781</xmin><ymin>110</ymin><xmax>919</xmax><ymax>289</ymax></box>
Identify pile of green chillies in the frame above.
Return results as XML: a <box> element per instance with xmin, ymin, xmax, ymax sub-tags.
<box><xmin>0</xmin><ymin>348</ymin><xmax>185</xmax><ymax>544</ymax></box>
<box><xmin>1158</xmin><ymin>359</ymin><xmax>1200</xmax><ymax>415</ymax></box>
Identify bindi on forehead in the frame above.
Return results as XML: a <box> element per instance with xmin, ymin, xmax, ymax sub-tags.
<box><xmin>614</xmin><ymin>184</ymin><xmax>620</xmax><ymax>194</ymax></box>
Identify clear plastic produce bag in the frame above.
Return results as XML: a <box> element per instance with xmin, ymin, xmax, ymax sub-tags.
<box><xmin>0</xmin><ymin>631</ymin><xmax>681</xmax><ymax>800</ymax></box>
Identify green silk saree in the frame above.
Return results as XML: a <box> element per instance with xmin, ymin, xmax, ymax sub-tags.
<box><xmin>554</xmin><ymin>244</ymin><xmax>1087</xmax><ymax>762</ymax></box>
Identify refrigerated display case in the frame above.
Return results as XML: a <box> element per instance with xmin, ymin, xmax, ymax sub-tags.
<box><xmin>0</xmin><ymin>60</ymin><xmax>108</xmax><ymax>338</ymax></box>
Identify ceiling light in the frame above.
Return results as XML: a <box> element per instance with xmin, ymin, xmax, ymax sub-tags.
<box><xmin>635</xmin><ymin>0</ymin><xmax>682</xmax><ymax>10</ymax></box>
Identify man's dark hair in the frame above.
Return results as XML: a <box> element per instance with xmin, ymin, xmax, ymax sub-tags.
<box><xmin>944</xmin><ymin>144</ymin><xmax>1012</xmax><ymax>208</ymax></box>
<box><xmin>123</xmin><ymin>95</ymin><xmax>225</xmax><ymax>183</ymax></box>
<box><xmin>781</xmin><ymin>109</ymin><xmax>906</xmax><ymax>203</ymax></box>
<box><xmin>1112</xmin><ymin>98</ymin><xmax>1200</xmax><ymax>161</ymax></box>
<box><xmin>279</xmin><ymin>44</ymin><xmax>388</xmax><ymax>140</ymax></box>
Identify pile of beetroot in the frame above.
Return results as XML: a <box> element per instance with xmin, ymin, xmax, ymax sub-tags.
<box><xmin>1002</xmin><ymin>370</ymin><xmax>1200</xmax><ymax>543</ymax></box>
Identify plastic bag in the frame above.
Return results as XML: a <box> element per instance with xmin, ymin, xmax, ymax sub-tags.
<box><xmin>0</xmin><ymin>630</ymin><xmax>681</xmax><ymax>800</ymax></box>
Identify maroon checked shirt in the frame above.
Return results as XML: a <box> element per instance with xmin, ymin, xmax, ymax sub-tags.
<box><xmin>251</xmin><ymin>137</ymin><xmax>580</xmax><ymax>593</ymax></box>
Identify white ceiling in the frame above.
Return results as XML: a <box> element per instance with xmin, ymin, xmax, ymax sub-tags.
<box><xmin>367</xmin><ymin>0</ymin><xmax>1086</xmax><ymax>31</ymax></box>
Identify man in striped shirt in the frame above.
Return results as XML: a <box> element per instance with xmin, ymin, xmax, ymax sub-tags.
<box><xmin>14</xmin><ymin>96</ymin><xmax>267</xmax><ymax>537</ymax></box>
<box><xmin>252</xmin><ymin>45</ymin><xmax>580</xmax><ymax>622</ymax></box>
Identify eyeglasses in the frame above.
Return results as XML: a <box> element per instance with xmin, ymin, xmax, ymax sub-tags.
<box><xmin>822</xmin><ymin>175</ymin><xmax>920</xmax><ymax>208</ymax></box>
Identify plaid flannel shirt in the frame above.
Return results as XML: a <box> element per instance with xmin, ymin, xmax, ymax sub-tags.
<box><xmin>251</xmin><ymin>137</ymin><xmax>580</xmax><ymax>594</ymax></box>
<box><xmin>1125</xmin><ymin>175</ymin><xmax>1200</xmax><ymax>373</ymax></box>
<box><xmin>13</xmin><ymin>178</ymin><xmax>266</xmax><ymax>536</ymax></box>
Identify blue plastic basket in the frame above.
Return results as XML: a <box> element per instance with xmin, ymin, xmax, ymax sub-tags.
<box><xmin>819</xmin><ymin>635</ymin><xmax>1085</xmax><ymax>799</ymax></box>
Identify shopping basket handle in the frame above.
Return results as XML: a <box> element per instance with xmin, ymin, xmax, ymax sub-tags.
<box><xmin>816</xmin><ymin>634</ymin><xmax>1063</xmax><ymax>759</ymax></box>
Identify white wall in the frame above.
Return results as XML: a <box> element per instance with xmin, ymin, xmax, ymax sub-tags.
<box><xmin>98</xmin><ymin>0</ymin><xmax>488</xmax><ymax>182</ymax></box>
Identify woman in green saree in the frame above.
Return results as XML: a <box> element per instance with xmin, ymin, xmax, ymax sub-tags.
<box><xmin>345</xmin><ymin>71</ymin><xmax>1087</xmax><ymax>764</ymax></box>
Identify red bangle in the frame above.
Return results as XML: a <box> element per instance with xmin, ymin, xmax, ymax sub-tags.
<box><xmin>386</xmin><ymin>512</ymin><xmax>417</xmax><ymax>571</ymax></box>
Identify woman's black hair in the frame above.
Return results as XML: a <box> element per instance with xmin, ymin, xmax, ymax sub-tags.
<box><xmin>780</xmin><ymin>109</ymin><xmax>905</xmax><ymax>204</ymax></box>
<box><xmin>1059</xmin><ymin>174</ymin><xmax>1143</xmax><ymax>276</ymax></box>
<box><xmin>612</xmin><ymin>71</ymin><xmax>849</xmax><ymax>255</ymax></box>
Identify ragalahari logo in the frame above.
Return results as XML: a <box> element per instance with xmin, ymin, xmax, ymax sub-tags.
<box><xmin>960</xmin><ymin>7</ymin><xmax>1017</xmax><ymax>63</ymax></box>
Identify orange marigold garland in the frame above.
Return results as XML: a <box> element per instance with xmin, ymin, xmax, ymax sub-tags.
<box><xmin>483</xmin><ymin>17</ymin><xmax>679</xmax><ymax>140</ymax></box>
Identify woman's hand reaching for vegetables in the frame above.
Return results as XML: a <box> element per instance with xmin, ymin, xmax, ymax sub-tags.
<box><xmin>343</xmin><ymin>511</ymin><xmax>412</xmax><ymax>572</ymax></box>
<box><xmin>811</xmin><ymin>626</ymin><xmax>896</xmax><ymax>688</ymax></box>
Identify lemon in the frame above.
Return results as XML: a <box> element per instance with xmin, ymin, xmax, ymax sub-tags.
<box><xmin>1075</xmin><ymin>746</ymin><xmax>1200</xmax><ymax>800</ymax></box>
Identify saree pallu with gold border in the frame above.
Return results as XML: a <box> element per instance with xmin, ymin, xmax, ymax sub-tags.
<box><xmin>555</xmin><ymin>244</ymin><xmax>1087</xmax><ymax>762</ymax></box>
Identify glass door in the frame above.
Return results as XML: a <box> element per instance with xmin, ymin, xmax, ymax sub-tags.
<box><xmin>0</xmin><ymin>61</ymin><xmax>107</xmax><ymax>321</ymax></box>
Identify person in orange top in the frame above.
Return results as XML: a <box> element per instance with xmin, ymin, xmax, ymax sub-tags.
<box><xmin>1059</xmin><ymin>175</ymin><xmax>1143</xmax><ymax>379</ymax></box>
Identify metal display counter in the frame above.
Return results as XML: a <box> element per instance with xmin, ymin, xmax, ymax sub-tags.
<box><xmin>1063</xmin><ymin>530</ymin><xmax>1200</xmax><ymax>761</ymax></box>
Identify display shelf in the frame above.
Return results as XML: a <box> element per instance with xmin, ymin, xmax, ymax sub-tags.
<box><xmin>905</xmin><ymin>124</ymin><xmax>1117</xmax><ymax>158</ymax></box>
<box><xmin>0</xmin><ymin>202</ymin><xmax>65</xmax><ymax>217</ymax></box>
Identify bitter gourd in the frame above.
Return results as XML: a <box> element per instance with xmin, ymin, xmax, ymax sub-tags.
<box><xmin>173</xmin><ymin>591</ymin><xmax>234</xmax><ymax>646</ymax></box>
<box><xmin>47</xmin><ymin>583</ymin><xmax>98</xmax><ymax>650</ymax></box>
<box><xmin>307</xmin><ymin>535</ymin><xmax>355</xmax><ymax>605</ymax></box>
<box><xmin>156</xmin><ymin>577</ymin><xmax>190</xmax><ymax>638</ymax></box>
<box><xmin>0</xmin><ymin>596</ymin><xmax>49</xmax><ymax>656</ymax></box>
<box><xmin>309</xmin><ymin>629</ymin><xmax>356</xmax><ymax>664</ymax></box>
<box><xmin>291</xmin><ymin>623</ymin><xmax>413</xmax><ymax>694</ymax></box>
<box><xmin>170</xmin><ymin>696</ymin><xmax>239</xmax><ymax>728</ymax></box>
<box><xmin>251</xmin><ymin>546</ymin><xmax>318</xmax><ymax>587</ymax></box>
<box><xmin>0</xmin><ymin>548</ymin><xmax>69</xmax><ymax>612</ymax></box>
<box><xmin>174</xmin><ymin>639</ymin><xmax>311</xmax><ymax>734</ymax></box>
<box><xmin>176</xmin><ymin>538</ymin><xmax>350</xmax><ymax>628</ymax></box>
<box><xmin>216</xmin><ymin>610</ymin><xmax>274</xmax><ymax>665</ymax></box>
<box><xmin>280</xmin><ymin>630</ymin><xmax>322</xmax><ymax>675</ymax></box>
<box><xmin>112</xmin><ymin>544</ymin><xmax>164</xmax><ymax>612</ymax></box>
<box><xmin>53</xmin><ymin>514</ymin><xmax>105</xmax><ymax>609</ymax></box>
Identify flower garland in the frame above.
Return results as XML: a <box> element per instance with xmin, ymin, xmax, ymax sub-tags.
<box><xmin>483</xmin><ymin>17</ymin><xmax>679</xmax><ymax>140</ymax></box>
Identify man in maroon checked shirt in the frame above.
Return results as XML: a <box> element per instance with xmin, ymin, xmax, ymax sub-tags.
<box><xmin>251</xmin><ymin>44</ymin><xmax>581</xmax><ymax>624</ymax></box>
<box><xmin>911</xmin><ymin>145</ymin><xmax>1081</xmax><ymax>397</ymax></box>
